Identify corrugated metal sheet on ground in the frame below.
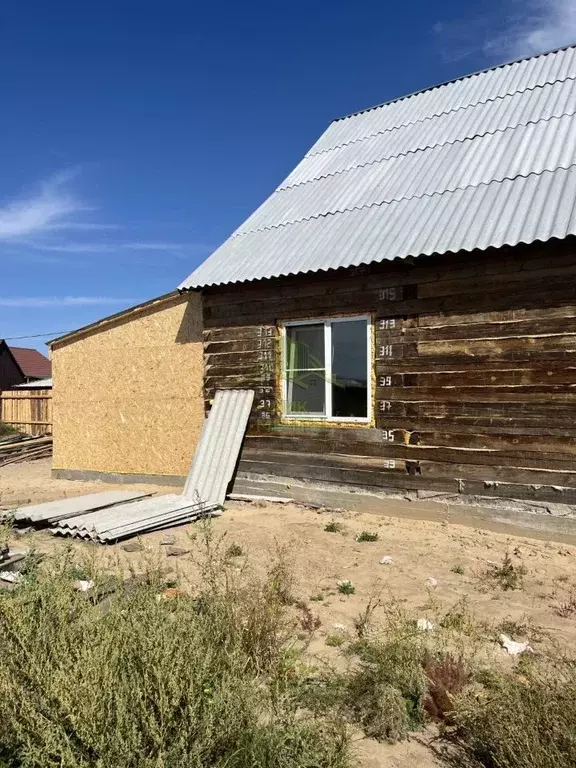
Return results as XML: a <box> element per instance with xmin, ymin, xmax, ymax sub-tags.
<box><xmin>184</xmin><ymin>389</ymin><xmax>255</xmax><ymax>505</ymax></box>
<box><xmin>179</xmin><ymin>45</ymin><xmax>576</xmax><ymax>289</ymax></box>
<box><xmin>53</xmin><ymin>496</ymin><xmax>219</xmax><ymax>542</ymax></box>
<box><xmin>12</xmin><ymin>491</ymin><xmax>151</xmax><ymax>523</ymax></box>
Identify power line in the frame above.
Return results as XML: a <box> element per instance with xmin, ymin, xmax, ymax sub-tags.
<box><xmin>2</xmin><ymin>330</ymin><xmax>72</xmax><ymax>341</ymax></box>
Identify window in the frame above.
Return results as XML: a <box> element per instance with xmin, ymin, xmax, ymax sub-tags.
<box><xmin>282</xmin><ymin>316</ymin><xmax>371</xmax><ymax>421</ymax></box>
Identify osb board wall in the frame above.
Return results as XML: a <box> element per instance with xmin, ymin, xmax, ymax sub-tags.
<box><xmin>203</xmin><ymin>238</ymin><xmax>576</xmax><ymax>505</ymax></box>
<box><xmin>51</xmin><ymin>293</ymin><xmax>204</xmax><ymax>477</ymax></box>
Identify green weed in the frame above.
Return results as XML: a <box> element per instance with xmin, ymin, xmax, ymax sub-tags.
<box><xmin>355</xmin><ymin>531</ymin><xmax>379</xmax><ymax>542</ymax></box>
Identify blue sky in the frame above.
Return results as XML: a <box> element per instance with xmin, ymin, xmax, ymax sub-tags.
<box><xmin>1</xmin><ymin>0</ymin><xmax>574</xmax><ymax>351</ymax></box>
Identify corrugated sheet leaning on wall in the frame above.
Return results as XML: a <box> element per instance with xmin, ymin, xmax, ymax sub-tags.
<box><xmin>184</xmin><ymin>389</ymin><xmax>255</xmax><ymax>505</ymax></box>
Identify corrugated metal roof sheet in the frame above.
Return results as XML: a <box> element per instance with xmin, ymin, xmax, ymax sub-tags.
<box><xmin>12</xmin><ymin>377</ymin><xmax>52</xmax><ymax>389</ymax></box>
<box><xmin>180</xmin><ymin>45</ymin><xmax>576</xmax><ymax>289</ymax></box>
<box><xmin>184</xmin><ymin>389</ymin><xmax>255</xmax><ymax>505</ymax></box>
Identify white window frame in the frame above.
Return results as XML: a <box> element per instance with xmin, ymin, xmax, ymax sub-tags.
<box><xmin>281</xmin><ymin>315</ymin><xmax>372</xmax><ymax>423</ymax></box>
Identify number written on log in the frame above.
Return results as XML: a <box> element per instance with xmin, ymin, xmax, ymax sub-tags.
<box><xmin>379</xmin><ymin>401</ymin><xmax>392</xmax><ymax>412</ymax></box>
<box><xmin>379</xmin><ymin>287</ymin><xmax>401</xmax><ymax>301</ymax></box>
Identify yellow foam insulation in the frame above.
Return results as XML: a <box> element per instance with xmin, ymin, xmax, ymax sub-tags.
<box><xmin>51</xmin><ymin>293</ymin><xmax>204</xmax><ymax>477</ymax></box>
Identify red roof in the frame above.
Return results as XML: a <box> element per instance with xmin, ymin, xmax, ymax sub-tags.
<box><xmin>9</xmin><ymin>346</ymin><xmax>52</xmax><ymax>379</ymax></box>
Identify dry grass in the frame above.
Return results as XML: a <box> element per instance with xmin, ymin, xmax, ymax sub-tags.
<box><xmin>0</xmin><ymin>522</ymin><xmax>575</xmax><ymax>768</ymax></box>
<box><xmin>0</xmin><ymin>529</ymin><xmax>349</xmax><ymax>768</ymax></box>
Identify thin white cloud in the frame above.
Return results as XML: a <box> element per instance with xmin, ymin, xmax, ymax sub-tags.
<box><xmin>0</xmin><ymin>171</ymin><xmax>86</xmax><ymax>240</ymax></box>
<box><xmin>44</xmin><ymin>222</ymin><xmax>121</xmax><ymax>232</ymax></box>
<box><xmin>121</xmin><ymin>242</ymin><xmax>186</xmax><ymax>251</ymax></box>
<box><xmin>23</xmin><ymin>240</ymin><xmax>206</xmax><ymax>256</ymax></box>
<box><xmin>485</xmin><ymin>0</ymin><xmax>576</xmax><ymax>59</ymax></box>
<box><xmin>434</xmin><ymin>0</ymin><xmax>576</xmax><ymax>64</ymax></box>
<box><xmin>0</xmin><ymin>297</ymin><xmax>137</xmax><ymax>308</ymax></box>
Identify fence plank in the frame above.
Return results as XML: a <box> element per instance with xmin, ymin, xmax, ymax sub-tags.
<box><xmin>0</xmin><ymin>389</ymin><xmax>53</xmax><ymax>436</ymax></box>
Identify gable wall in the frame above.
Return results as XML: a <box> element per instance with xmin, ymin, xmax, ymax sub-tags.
<box><xmin>51</xmin><ymin>292</ymin><xmax>205</xmax><ymax>478</ymax></box>
<box><xmin>202</xmin><ymin>238</ymin><xmax>576</xmax><ymax>505</ymax></box>
<box><xmin>0</xmin><ymin>347</ymin><xmax>24</xmax><ymax>390</ymax></box>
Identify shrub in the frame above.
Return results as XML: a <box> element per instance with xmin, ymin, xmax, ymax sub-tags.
<box><xmin>0</xmin><ymin>536</ymin><xmax>349</xmax><ymax>768</ymax></box>
<box><xmin>337</xmin><ymin>580</ymin><xmax>355</xmax><ymax>595</ymax></box>
<box><xmin>485</xmin><ymin>552</ymin><xmax>527</xmax><ymax>591</ymax></box>
<box><xmin>451</xmin><ymin>564</ymin><xmax>465</xmax><ymax>575</ymax></box>
<box><xmin>0</xmin><ymin>421</ymin><xmax>19</xmax><ymax>437</ymax></box>
<box><xmin>324</xmin><ymin>521</ymin><xmax>343</xmax><ymax>533</ymax></box>
<box><xmin>422</xmin><ymin>651</ymin><xmax>471</xmax><ymax>722</ymax></box>
<box><xmin>355</xmin><ymin>531</ymin><xmax>378</xmax><ymax>542</ymax></box>
<box><xmin>453</xmin><ymin>658</ymin><xmax>576</xmax><ymax>768</ymax></box>
<box><xmin>226</xmin><ymin>542</ymin><xmax>244</xmax><ymax>557</ymax></box>
<box><xmin>344</xmin><ymin>628</ymin><xmax>428</xmax><ymax>741</ymax></box>
<box><xmin>325</xmin><ymin>635</ymin><xmax>345</xmax><ymax>648</ymax></box>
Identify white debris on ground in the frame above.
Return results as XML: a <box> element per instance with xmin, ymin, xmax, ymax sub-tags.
<box><xmin>379</xmin><ymin>555</ymin><xmax>394</xmax><ymax>565</ymax></box>
<box><xmin>417</xmin><ymin>618</ymin><xmax>435</xmax><ymax>632</ymax></box>
<box><xmin>499</xmin><ymin>634</ymin><xmax>534</xmax><ymax>655</ymax></box>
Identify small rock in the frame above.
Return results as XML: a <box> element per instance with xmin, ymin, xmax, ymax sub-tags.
<box><xmin>166</xmin><ymin>546</ymin><xmax>191</xmax><ymax>558</ymax></box>
<box><xmin>73</xmin><ymin>579</ymin><xmax>94</xmax><ymax>592</ymax></box>
<box><xmin>13</xmin><ymin>527</ymin><xmax>32</xmax><ymax>537</ymax></box>
<box><xmin>425</xmin><ymin>577</ymin><xmax>438</xmax><ymax>589</ymax></box>
<box><xmin>160</xmin><ymin>534</ymin><xmax>175</xmax><ymax>546</ymax></box>
<box><xmin>0</xmin><ymin>570</ymin><xmax>22</xmax><ymax>584</ymax></box>
<box><xmin>332</xmin><ymin>622</ymin><xmax>347</xmax><ymax>631</ymax></box>
<box><xmin>379</xmin><ymin>555</ymin><xmax>394</xmax><ymax>565</ymax></box>
<box><xmin>122</xmin><ymin>542</ymin><xmax>144</xmax><ymax>553</ymax></box>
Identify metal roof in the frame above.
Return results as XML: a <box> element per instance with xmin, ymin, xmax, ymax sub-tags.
<box><xmin>184</xmin><ymin>389</ymin><xmax>255</xmax><ymax>505</ymax></box>
<box><xmin>180</xmin><ymin>45</ymin><xmax>576</xmax><ymax>289</ymax></box>
<box><xmin>12</xmin><ymin>377</ymin><xmax>52</xmax><ymax>389</ymax></box>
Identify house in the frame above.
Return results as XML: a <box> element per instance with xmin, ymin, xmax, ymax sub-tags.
<box><xmin>48</xmin><ymin>291</ymin><xmax>205</xmax><ymax>483</ymax></box>
<box><xmin>0</xmin><ymin>341</ymin><xmax>51</xmax><ymax>389</ymax></box>
<box><xmin>178</xmin><ymin>45</ymin><xmax>576</xmax><ymax>507</ymax></box>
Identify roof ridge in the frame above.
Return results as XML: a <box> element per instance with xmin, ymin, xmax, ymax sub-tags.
<box><xmin>333</xmin><ymin>43</ymin><xmax>576</xmax><ymax>123</ymax></box>
<box><xmin>232</xmin><ymin>163</ymin><xmax>576</xmax><ymax>238</ymax></box>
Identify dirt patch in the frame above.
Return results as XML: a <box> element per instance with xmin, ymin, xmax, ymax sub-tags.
<box><xmin>2</xmin><ymin>458</ymin><xmax>576</xmax><ymax>768</ymax></box>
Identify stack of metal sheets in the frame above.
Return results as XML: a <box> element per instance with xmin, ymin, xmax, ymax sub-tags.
<box><xmin>12</xmin><ymin>491</ymin><xmax>150</xmax><ymax>524</ymax></box>
<box><xmin>9</xmin><ymin>389</ymin><xmax>254</xmax><ymax>543</ymax></box>
<box><xmin>52</xmin><ymin>495</ymin><xmax>220</xmax><ymax>542</ymax></box>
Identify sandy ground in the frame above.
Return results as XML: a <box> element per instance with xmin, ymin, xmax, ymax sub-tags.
<box><xmin>2</xmin><ymin>458</ymin><xmax>576</xmax><ymax>767</ymax></box>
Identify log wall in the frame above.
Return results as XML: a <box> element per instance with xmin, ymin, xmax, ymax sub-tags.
<box><xmin>202</xmin><ymin>239</ymin><xmax>576</xmax><ymax>504</ymax></box>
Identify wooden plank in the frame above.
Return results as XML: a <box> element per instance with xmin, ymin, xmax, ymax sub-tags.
<box><xmin>242</xmin><ymin>441</ymin><xmax>576</xmax><ymax>470</ymax></box>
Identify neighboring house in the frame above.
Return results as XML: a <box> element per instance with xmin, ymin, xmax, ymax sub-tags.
<box><xmin>0</xmin><ymin>340</ymin><xmax>25</xmax><ymax>389</ymax></box>
<box><xmin>178</xmin><ymin>45</ymin><xmax>576</xmax><ymax>507</ymax></box>
<box><xmin>0</xmin><ymin>341</ymin><xmax>51</xmax><ymax>388</ymax></box>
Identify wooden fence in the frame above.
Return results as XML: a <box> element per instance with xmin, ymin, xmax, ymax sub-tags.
<box><xmin>0</xmin><ymin>389</ymin><xmax>53</xmax><ymax>436</ymax></box>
